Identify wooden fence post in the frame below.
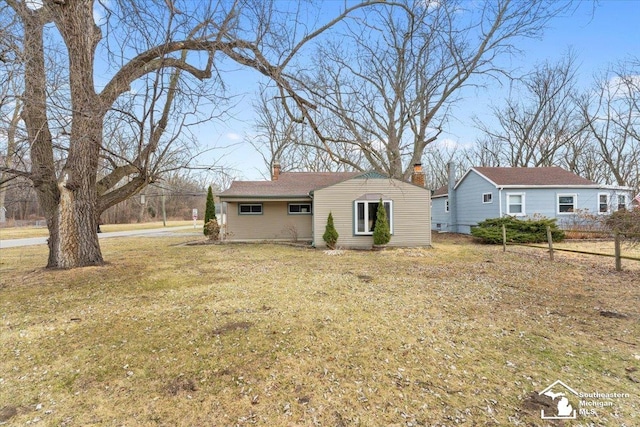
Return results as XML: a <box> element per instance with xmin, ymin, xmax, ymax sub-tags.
<box><xmin>546</xmin><ymin>226</ymin><xmax>554</xmax><ymax>261</ymax></box>
<box><xmin>502</xmin><ymin>224</ymin><xmax>506</xmax><ymax>252</ymax></box>
<box><xmin>614</xmin><ymin>232</ymin><xmax>622</xmax><ymax>271</ymax></box>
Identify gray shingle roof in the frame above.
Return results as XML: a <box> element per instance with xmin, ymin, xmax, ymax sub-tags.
<box><xmin>472</xmin><ymin>167</ymin><xmax>597</xmax><ymax>186</ymax></box>
<box><xmin>219</xmin><ymin>172</ymin><xmax>360</xmax><ymax>198</ymax></box>
<box><xmin>432</xmin><ymin>167</ymin><xmax>598</xmax><ymax>198</ymax></box>
<box><xmin>432</xmin><ymin>185</ymin><xmax>448</xmax><ymax>197</ymax></box>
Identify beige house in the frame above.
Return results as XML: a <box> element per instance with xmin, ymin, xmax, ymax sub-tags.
<box><xmin>218</xmin><ymin>164</ymin><xmax>431</xmax><ymax>249</ymax></box>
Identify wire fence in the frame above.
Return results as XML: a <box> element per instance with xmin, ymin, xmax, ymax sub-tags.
<box><xmin>500</xmin><ymin>226</ymin><xmax>640</xmax><ymax>271</ymax></box>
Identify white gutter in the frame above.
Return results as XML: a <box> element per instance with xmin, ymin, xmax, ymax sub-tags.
<box><xmin>499</xmin><ymin>187</ymin><xmax>503</xmax><ymax>217</ymax></box>
<box><xmin>497</xmin><ymin>185</ymin><xmax>599</xmax><ymax>189</ymax></box>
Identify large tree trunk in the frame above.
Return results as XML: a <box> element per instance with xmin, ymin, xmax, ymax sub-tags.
<box><xmin>55</xmin><ymin>116</ymin><xmax>104</xmax><ymax>268</ymax></box>
<box><xmin>21</xmin><ymin>11</ymin><xmax>62</xmax><ymax>268</ymax></box>
<box><xmin>20</xmin><ymin>1</ymin><xmax>105</xmax><ymax>268</ymax></box>
<box><xmin>55</xmin><ymin>186</ymin><xmax>102</xmax><ymax>268</ymax></box>
<box><xmin>52</xmin><ymin>1</ymin><xmax>105</xmax><ymax>268</ymax></box>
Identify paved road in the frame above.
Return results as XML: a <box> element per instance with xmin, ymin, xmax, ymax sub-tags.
<box><xmin>0</xmin><ymin>225</ymin><xmax>198</xmax><ymax>249</ymax></box>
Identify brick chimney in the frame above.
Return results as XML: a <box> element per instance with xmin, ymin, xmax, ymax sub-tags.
<box><xmin>411</xmin><ymin>163</ymin><xmax>425</xmax><ymax>187</ymax></box>
<box><xmin>272</xmin><ymin>161</ymin><xmax>281</xmax><ymax>181</ymax></box>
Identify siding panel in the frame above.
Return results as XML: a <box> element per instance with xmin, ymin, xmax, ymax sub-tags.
<box><xmin>454</xmin><ymin>171</ymin><xmax>500</xmax><ymax>233</ymax></box>
<box><xmin>313</xmin><ymin>178</ymin><xmax>431</xmax><ymax>248</ymax></box>
<box><xmin>225</xmin><ymin>201</ymin><xmax>312</xmax><ymax>240</ymax></box>
<box><xmin>500</xmin><ymin>188</ymin><xmax>633</xmax><ymax>227</ymax></box>
<box><xmin>432</xmin><ymin>169</ymin><xmax>635</xmax><ymax>235</ymax></box>
<box><xmin>431</xmin><ymin>197</ymin><xmax>450</xmax><ymax>231</ymax></box>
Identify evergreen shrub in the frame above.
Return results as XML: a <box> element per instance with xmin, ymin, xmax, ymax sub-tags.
<box><xmin>471</xmin><ymin>216</ymin><xmax>565</xmax><ymax>244</ymax></box>
<box><xmin>323</xmin><ymin>212</ymin><xmax>339</xmax><ymax>249</ymax></box>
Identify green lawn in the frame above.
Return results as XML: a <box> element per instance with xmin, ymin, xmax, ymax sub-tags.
<box><xmin>0</xmin><ymin>234</ymin><xmax>638</xmax><ymax>426</ymax></box>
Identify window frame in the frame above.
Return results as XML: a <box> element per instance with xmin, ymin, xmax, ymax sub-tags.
<box><xmin>288</xmin><ymin>203</ymin><xmax>312</xmax><ymax>215</ymax></box>
<box><xmin>598</xmin><ymin>193</ymin><xmax>610</xmax><ymax>214</ymax></box>
<box><xmin>354</xmin><ymin>200</ymin><xmax>393</xmax><ymax>236</ymax></box>
<box><xmin>617</xmin><ymin>194</ymin><xmax>627</xmax><ymax>211</ymax></box>
<box><xmin>506</xmin><ymin>193</ymin><xmax>526</xmax><ymax>216</ymax></box>
<box><xmin>557</xmin><ymin>193</ymin><xmax>577</xmax><ymax>215</ymax></box>
<box><xmin>238</xmin><ymin>203</ymin><xmax>263</xmax><ymax>215</ymax></box>
<box><xmin>482</xmin><ymin>192</ymin><xmax>493</xmax><ymax>204</ymax></box>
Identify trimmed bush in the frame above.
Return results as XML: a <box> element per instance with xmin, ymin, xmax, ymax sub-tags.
<box><xmin>204</xmin><ymin>219</ymin><xmax>221</xmax><ymax>241</ymax></box>
<box><xmin>372</xmin><ymin>199</ymin><xmax>391</xmax><ymax>245</ymax></box>
<box><xmin>471</xmin><ymin>216</ymin><xmax>565</xmax><ymax>244</ymax></box>
<box><xmin>323</xmin><ymin>212</ymin><xmax>339</xmax><ymax>249</ymax></box>
<box><xmin>203</xmin><ymin>186</ymin><xmax>216</xmax><ymax>236</ymax></box>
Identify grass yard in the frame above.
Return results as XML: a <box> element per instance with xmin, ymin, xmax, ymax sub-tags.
<box><xmin>554</xmin><ymin>240</ymin><xmax>640</xmax><ymax>264</ymax></box>
<box><xmin>508</xmin><ymin>239</ymin><xmax>640</xmax><ymax>273</ymax></box>
<box><xmin>0</xmin><ymin>234</ymin><xmax>638</xmax><ymax>426</ymax></box>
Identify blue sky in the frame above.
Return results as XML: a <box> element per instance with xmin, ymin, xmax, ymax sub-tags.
<box><xmin>200</xmin><ymin>0</ymin><xmax>640</xmax><ymax>181</ymax></box>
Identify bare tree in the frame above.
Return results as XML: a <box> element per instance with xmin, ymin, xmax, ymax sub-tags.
<box><xmin>283</xmin><ymin>0</ymin><xmax>574</xmax><ymax>180</ymax></box>
<box><xmin>0</xmin><ymin>16</ymin><xmax>30</xmax><ymax>223</ymax></box>
<box><xmin>463</xmin><ymin>137</ymin><xmax>503</xmax><ymax>167</ymax></box>
<box><xmin>472</xmin><ymin>52</ymin><xmax>586</xmax><ymax>168</ymax></box>
<box><xmin>421</xmin><ymin>143</ymin><xmax>470</xmax><ymax>190</ymax></box>
<box><xmin>558</xmin><ymin>130</ymin><xmax>611</xmax><ymax>184</ymax></box>
<box><xmin>249</xmin><ymin>86</ymin><xmax>363</xmax><ymax>177</ymax></box>
<box><xmin>96</xmin><ymin>63</ymin><xmax>217</xmax><ymax>216</ymax></box>
<box><xmin>3</xmin><ymin>0</ymin><xmax>395</xmax><ymax>268</ymax></box>
<box><xmin>578</xmin><ymin>60</ymin><xmax>640</xmax><ymax>189</ymax></box>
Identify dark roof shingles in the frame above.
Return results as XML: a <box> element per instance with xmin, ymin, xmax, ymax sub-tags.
<box><xmin>432</xmin><ymin>167</ymin><xmax>597</xmax><ymax>198</ymax></box>
<box><xmin>219</xmin><ymin>172</ymin><xmax>360</xmax><ymax>197</ymax></box>
<box><xmin>432</xmin><ymin>185</ymin><xmax>448</xmax><ymax>197</ymax></box>
<box><xmin>473</xmin><ymin>167</ymin><xmax>596</xmax><ymax>186</ymax></box>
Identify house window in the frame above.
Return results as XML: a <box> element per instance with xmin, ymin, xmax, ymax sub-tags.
<box><xmin>483</xmin><ymin>193</ymin><xmax>493</xmax><ymax>204</ymax></box>
<box><xmin>238</xmin><ymin>203</ymin><xmax>262</xmax><ymax>215</ymax></box>
<box><xmin>445</xmin><ymin>200</ymin><xmax>449</xmax><ymax>212</ymax></box>
<box><xmin>617</xmin><ymin>194</ymin><xmax>627</xmax><ymax>211</ymax></box>
<box><xmin>506</xmin><ymin>193</ymin><xmax>525</xmax><ymax>216</ymax></box>
<box><xmin>288</xmin><ymin>203</ymin><xmax>312</xmax><ymax>214</ymax></box>
<box><xmin>355</xmin><ymin>200</ymin><xmax>393</xmax><ymax>235</ymax></box>
<box><xmin>598</xmin><ymin>193</ymin><xmax>609</xmax><ymax>214</ymax></box>
<box><xmin>557</xmin><ymin>194</ymin><xmax>577</xmax><ymax>214</ymax></box>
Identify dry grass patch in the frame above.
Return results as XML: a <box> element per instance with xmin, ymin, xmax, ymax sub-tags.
<box><xmin>0</xmin><ymin>220</ymin><xmax>198</xmax><ymax>240</ymax></box>
<box><xmin>554</xmin><ymin>239</ymin><xmax>640</xmax><ymax>259</ymax></box>
<box><xmin>507</xmin><ymin>238</ymin><xmax>640</xmax><ymax>272</ymax></box>
<box><xmin>0</xmin><ymin>234</ymin><xmax>638</xmax><ymax>426</ymax></box>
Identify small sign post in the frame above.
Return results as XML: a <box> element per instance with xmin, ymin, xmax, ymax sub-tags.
<box><xmin>192</xmin><ymin>208</ymin><xmax>198</xmax><ymax>229</ymax></box>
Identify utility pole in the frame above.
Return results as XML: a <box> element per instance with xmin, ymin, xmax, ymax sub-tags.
<box><xmin>162</xmin><ymin>188</ymin><xmax>167</xmax><ymax>227</ymax></box>
<box><xmin>139</xmin><ymin>193</ymin><xmax>146</xmax><ymax>223</ymax></box>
